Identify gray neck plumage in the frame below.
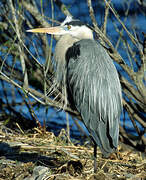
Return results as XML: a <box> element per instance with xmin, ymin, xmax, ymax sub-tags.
<box><xmin>53</xmin><ymin>34</ymin><xmax>79</xmax><ymax>85</ymax></box>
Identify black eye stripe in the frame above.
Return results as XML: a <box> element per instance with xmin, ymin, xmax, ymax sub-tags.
<box><xmin>64</xmin><ymin>21</ymin><xmax>86</xmax><ymax>26</ymax></box>
<box><xmin>64</xmin><ymin>21</ymin><xmax>92</xmax><ymax>31</ymax></box>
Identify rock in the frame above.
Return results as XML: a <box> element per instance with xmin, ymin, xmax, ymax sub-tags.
<box><xmin>24</xmin><ymin>166</ymin><xmax>51</xmax><ymax>180</ymax></box>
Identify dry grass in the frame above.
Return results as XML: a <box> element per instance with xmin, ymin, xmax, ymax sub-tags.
<box><xmin>0</xmin><ymin>126</ymin><xmax>145</xmax><ymax>180</ymax></box>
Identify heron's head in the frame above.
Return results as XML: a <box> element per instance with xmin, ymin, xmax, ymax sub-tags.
<box><xmin>27</xmin><ymin>16</ymin><xmax>93</xmax><ymax>40</ymax></box>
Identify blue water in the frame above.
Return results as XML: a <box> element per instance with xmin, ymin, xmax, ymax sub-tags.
<box><xmin>0</xmin><ymin>0</ymin><xmax>145</xmax><ymax>140</ymax></box>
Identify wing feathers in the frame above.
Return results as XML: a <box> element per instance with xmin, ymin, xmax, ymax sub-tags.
<box><xmin>66</xmin><ymin>39</ymin><xmax>122</xmax><ymax>155</ymax></box>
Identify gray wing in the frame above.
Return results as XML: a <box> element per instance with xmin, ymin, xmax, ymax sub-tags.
<box><xmin>66</xmin><ymin>39</ymin><xmax>122</xmax><ymax>156</ymax></box>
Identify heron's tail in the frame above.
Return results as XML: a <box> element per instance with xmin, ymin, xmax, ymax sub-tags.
<box><xmin>90</xmin><ymin>119</ymin><xmax>119</xmax><ymax>157</ymax></box>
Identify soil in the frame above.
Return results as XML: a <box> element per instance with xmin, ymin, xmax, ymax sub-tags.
<box><xmin>0</xmin><ymin>124</ymin><xmax>145</xmax><ymax>180</ymax></box>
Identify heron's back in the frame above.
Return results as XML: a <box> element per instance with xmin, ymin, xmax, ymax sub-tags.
<box><xmin>66</xmin><ymin>39</ymin><xmax>122</xmax><ymax>156</ymax></box>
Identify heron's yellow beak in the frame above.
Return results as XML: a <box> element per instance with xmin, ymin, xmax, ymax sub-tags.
<box><xmin>27</xmin><ymin>26</ymin><xmax>66</xmax><ymax>35</ymax></box>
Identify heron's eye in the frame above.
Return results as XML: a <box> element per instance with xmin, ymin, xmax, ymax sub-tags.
<box><xmin>67</xmin><ymin>25</ymin><xmax>71</xmax><ymax>30</ymax></box>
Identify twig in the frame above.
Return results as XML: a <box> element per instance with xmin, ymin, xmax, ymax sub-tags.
<box><xmin>87</xmin><ymin>0</ymin><xmax>136</xmax><ymax>81</ymax></box>
<box><xmin>22</xmin><ymin>1</ymin><xmax>50</xmax><ymax>28</ymax></box>
<box><xmin>22</xmin><ymin>1</ymin><xmax>53</xmax><ymax>47</ymax></box>
<box><xmin>87</xmin><ymin>0</ymin><xmax>99</xmax><ymax>28</ymax></box>
<box><xmin>102</xmin><ymin>0</ymin><xmax>111</xmax><ymax>35</ymax></box>
<box><xmin>4</xmin><ymin>14</ymin><xmax>43</xmax><ymax>69</ymax></box>
<box><xmin>120</xmin><ymin>76</ymin><xmax>144</xmax><ymax>106</ymax></box>
<box><xmin>119</xmin><ymin>126</ymin><xmax>137</xmax><ymax>147</ymax></box>
<box><xmin>0</xmin><ymin>71</ymin><xmax>81</xmax><ymax>119</ymax></box>
<box><xmin>16</xmin><ymin>123</ymin><xmax>25</xmax><ymax>134</ymax></box>
<box><xmin>104</xmin><ymin>0</ymin><xmax>139</xmax><ymax>47</ymax></box>
<box><xmin>54</xmin><ymin>0</ymin><xmax>72</xmax><ymax>17</ymax></box>
<box><xmin>9</xmin><ymin>0</ymin><xmax>28</xmax><ymax>89</ymax></box>
<box><xmin>123</xmin><ymin>99</ymin><xmax>146</xmax><ymax>146</ymax></box>
<box><xmin>0</xmin><ymin>71</ymin><xmax>45</xmax><ymax>105</ymax></box>
<box><xmin>122</xmin><ymin>99</ymin><xmax>145</xmax><ymax>128</ymax></box>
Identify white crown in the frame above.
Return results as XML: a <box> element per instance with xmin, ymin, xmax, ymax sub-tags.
<box><xmin>61</xmin><ymin>16</ymin><xmax>73</xmax><ymax>26</ymax></box>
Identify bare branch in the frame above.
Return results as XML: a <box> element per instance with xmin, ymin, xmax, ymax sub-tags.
<box><xmin>54</xmin><ymin>0</ymin><xmax>72</xmax><ymax>17</ymax></box>
<box><xmin>9</xmin><ymin>0</ymin><xmax>28</xmax><ymax>88</ymax></box>
<box><xmin>102</xmin><ymin>0</ymin><xmax>111</xmax><ymax>35</ymax></box>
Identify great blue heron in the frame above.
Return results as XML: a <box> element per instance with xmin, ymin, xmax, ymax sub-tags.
<box><xmin>27</xmin><ymin>16</ymin><xmax>122</xmax><ymax>172</ymax></box>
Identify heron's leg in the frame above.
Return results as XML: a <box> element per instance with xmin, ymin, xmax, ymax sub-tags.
<box><xmin>94</xmin><ymin>143</ymin><xmax>97</xmax><ymax>173</ymax></box>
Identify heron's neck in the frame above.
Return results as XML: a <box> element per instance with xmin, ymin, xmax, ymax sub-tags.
<box><xmin>54</xmin><ymin>34</ymin><xmax>79</xmax><ymax>64</ymax></box>
<box><xmin>54</xmin><ymin>34</ymin><xmax>78</xmax><ymax>83</ymax></box>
